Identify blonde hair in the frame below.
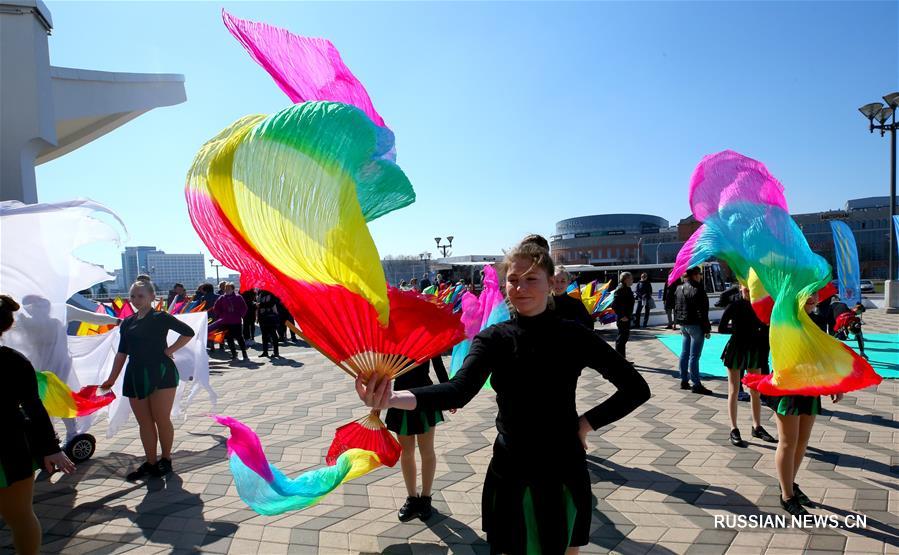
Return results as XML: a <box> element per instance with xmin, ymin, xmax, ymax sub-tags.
<box><xmin>554</xmin><ymin>267</ymin><xmax>571</xmax><ymax>280</ymax></box>
<box><xmin>131</xmin><ymin>280</ymin><xmax>156</xmax><ymax>297</ymax></box>
<box><xmin>503</xmin><ymin>237</ymin><xmax>554</xmax><ymax>278</ymax></box>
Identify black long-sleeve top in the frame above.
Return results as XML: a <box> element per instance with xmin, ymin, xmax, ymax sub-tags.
<box><xmin>410</xmin><ymin>310</ymin><xmax>650</xmax><ymax>466</ymax></box>
<box><xmin>635</xmin><ymin>280</ymin><xmax>653</xmax><ymax>300</ymax></box>
<box><xmin>552</xmin><ymin>293</ymin><xmax>594</xmax><ymax>330</ymax></box>
<box><xmin>611</xmin><ymin>284</ymin><xmax>635</xmax><ymax>319</ymax></box>
<box><xmin>674</xmin><ymin>279</ymin><xmax>711</xmax><ymax>333</ymax></box>
<box><xmin>1</xmin><ymin>346</ymin><xmax>60</xmax><ymax>458</ymax></box>
<box><xmin>718</xmin><ymin>298</ymin><xmax>769</xmax><ymax>346</ymax></box>
<box><xmin>394</xmin><ymin>356</ymin><xmax>449</xmax><ymax>391</ymax></box>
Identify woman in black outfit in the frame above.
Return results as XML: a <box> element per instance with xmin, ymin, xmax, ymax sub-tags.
<box><xmin>357</xmin><ymin>237</ymin><xmax>650</xmax><ymax>554</ymax></box>
<box><xmin>385</xmin><ymin>356</ymin><xmax>453</xmax><ymax>522</ymax></box>
<box><xmin>101</xmin><ymin>281</ymin><xmax>195</xmax><ymax>481</ymax></box>
<box><xmin>0</xmin><ymin>295</ymin><xmax>75</xmax><ymax>555</ymax></box>
<box><xmin>718</xmin><ymin>285</ymin><xmax>777</xmax><ymax>447</ymax></box>
<box><xmin>550</xmin><ymin>268</ymin><xmax>594</xmax><ymax>329</ymax></box>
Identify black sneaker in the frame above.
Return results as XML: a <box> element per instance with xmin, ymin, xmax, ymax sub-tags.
<box><xmin>418</xmin><ymin>495</ymin><xmax>433</xmax><ymax>520</ymax></box>
<box><xmin>157</xmin><ymin>457</ymin><xmax>173</xmax><ymax>476</ymax></box>
<box><xmin>692</xmin><ymin>384</ymin><xmax>713</xmax><ymax>395</ymax></box>
<box><xmin>680</xmin><ymin>380</ymin><xmax>690</xmax><ymax>390</ymax></box>
<box><xmin>127</xmin><ymin>462</ymin><xmax>161</xmax><ymax>482</ymax></box>
<box><xmin>793</xmin><ymin>483</ymin><xmax>814</xmax><ymax>507</ymax></box>
<box><xmin>729</xmin><ymin>429</ymin><xmax>747</xmax><ymax>448</ymax></box>
<box><xmin>780</xmin><ymin>495</ymin><xmax>810</xmax><ymax>517</ymax></box>
<box><xmin>261</xmin><ymin>351</ymin><xmax>269</xmax><ymax>357</ymax></box>
<box><xmin>397</xmin><ymin>496</ymin><xmax>420</xmax><ymax>522</ymax></box>
<box><xmin>752</xmin><ymin>425</ymin><xmax>778</xmax><ymax>443</ymax></box>
<box><xmin>241</xmin><ymin>352</ymin><xmax>249</xmax><ymax>362</ymax></box>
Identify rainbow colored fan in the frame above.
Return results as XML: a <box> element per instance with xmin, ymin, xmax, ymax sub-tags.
<box><xmin>186</xmin><ymin>12</ymin><xmax>464</xmax><ymax>514</ymax></box>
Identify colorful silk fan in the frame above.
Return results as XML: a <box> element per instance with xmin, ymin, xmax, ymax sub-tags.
<box><xmin>75</xmin><ymin>304</ymin><xmax>118</xmax><ymax>336</ymax></box>
<box><xmin>668</xmin><ymin>150</ymin><xmax>882</xmax><ymax>396</ymax></box>
<box><xmin>581</xmin><ymin>280</ymin><xmax>611</xmax><ymax>315</ymax></box>
<box><xmin>213</xmin><ymin>415</ymin><xmax>381</xmax><ymax>515</ymax></box>
<box><xmin>222</xmin><ymin>10</ymin><xmax>387</xmax><ymax>128</ymax></box>
<box><xmin>449</xmin><ymin>266</ymin><xmax>510</xmax><ymax>388</ymax></box>
<box><xmin>36</xmin><ymin>371</ymin><xmax>115</xmax><ymax>418</ymax></box>
<box><xmin>190</xmin><ymin>15</ymin><xmax>465</xmax><ymax>500</ymax></box>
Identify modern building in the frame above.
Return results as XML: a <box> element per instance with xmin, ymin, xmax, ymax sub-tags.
<box><xmin>120</xmin><ymin>246</ymin><xmax>162</xmax><ymax>287</ymax></box>
<box><xmin>794</xmin><ymin>196</ymin><xmax>899</xmax><ymax>279</ymax></box>
<box><xmin>550</xmin><ymin>214</ymin><xmax>682</xmax><ymax>265</ymax></box>
<box><xmin>550</xmin><ymin>196</ymin><xmax>898</xmax><ymax>281</ymax></box>
<box><xmin>146</xmin><ymin>253</ymin><xmax>205</xmax><ymax>292</ymax></box>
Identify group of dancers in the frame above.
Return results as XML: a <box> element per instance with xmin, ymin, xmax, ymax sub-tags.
<box><xmin>0</xmin><ymin>233</ymin><xmax>868</xmax><ymax>553</ymax></box>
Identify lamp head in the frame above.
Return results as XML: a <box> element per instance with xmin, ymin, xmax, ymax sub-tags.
<box><xmin>875</xmin><ymin>107</ymin><xmax>894</xmax><ymax>124</ymax></box>
<box><xmin>859</xmin><ymin>102</ymin><xmax>884</xmax><ymax>120</ymax></box>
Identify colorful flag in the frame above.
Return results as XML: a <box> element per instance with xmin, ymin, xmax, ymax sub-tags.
<box><xmin>830</xmin><ymin>220</ymin><xmax>861</xmax><ymax>305</ymax></box>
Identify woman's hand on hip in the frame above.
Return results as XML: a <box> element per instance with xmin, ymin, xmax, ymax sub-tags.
<box><xmin>577</xmin><ymin>415</ymin><xmax>592</xmax><ymax>450</ymax></box>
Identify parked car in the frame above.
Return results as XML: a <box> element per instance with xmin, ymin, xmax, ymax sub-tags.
<box><xmin>860</xmin><ymin>280</ymin><xmax>875</xmax><ymax>293</ymax></box>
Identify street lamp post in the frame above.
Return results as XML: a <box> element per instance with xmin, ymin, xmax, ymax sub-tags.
<box><xmin>858</xmin><ymin>91</ymin><xmax>899</xmax><ymax>312</ymax></box>
<box><xmin>419</xmin><ymin>251</ymin><xmax>432</xmax><ymax>279</ymax></box>
<box><xmin>209</xmin><ymin>258</ymin><xmax>223</xmax><ymax>283</ymax></box>
<box><xmin>655</xmin><ymin>242</ymin><xmax>662</xmax><ymax>264</ymax></box>
<box><xmin>435</xmin><ymin>236</ymin><xmax>453</xmax><ymax>257</ymax></box>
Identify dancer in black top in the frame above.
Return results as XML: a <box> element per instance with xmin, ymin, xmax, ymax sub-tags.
<box><xmin>357</xmin><ymin>238</ymin><xmax>650</xmax><ymax>554</ymax></box>
<box><xmin>101</xmin><ymin>281</ymin><xmax>195</xmax><ymax>481</ymax></box>
<box><xmin>550</xmin><ymin>268</ymin><xmax>593</xmax><ymax>330</ymax></box>
<box><xmin>385</xmin><ymin>356</ymin><xmax>452</xmax><ymax>522</ymax></box>
<box><xmin>718</xmin><ymin>285</ymin><xmax>777</xmax><ymax>447</ymax></box>
<box><xmin>0</xmin><ymin>296</ymin><xmax>75</xmax><ymax>555</ymax></box>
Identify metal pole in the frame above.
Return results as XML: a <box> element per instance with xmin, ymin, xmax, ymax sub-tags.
<box><xmin>890</xmin><ymin>124</ymin><xmax>897</xmax><ymax>281</ymax></box>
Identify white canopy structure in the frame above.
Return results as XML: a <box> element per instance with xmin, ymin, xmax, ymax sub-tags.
<box><xmin>0</xmin><ymin>0</ymin><xmax>186</xmax><ymax>203</ymax></box>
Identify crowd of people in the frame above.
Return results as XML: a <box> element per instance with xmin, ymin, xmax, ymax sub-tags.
<box><xmin>0</xmin><ymin>237</ymin><xmax>873</xmax><ymax>553</ymax></box>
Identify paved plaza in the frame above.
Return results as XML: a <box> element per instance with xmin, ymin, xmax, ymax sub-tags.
<box><xmin>3</xmin><ymin>312</ymin><xmax>898</xmax><ymax>555</ymax></box>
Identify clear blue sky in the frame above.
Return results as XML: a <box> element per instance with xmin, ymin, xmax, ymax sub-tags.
<box><xmin>38</xmin><ymin>1</ymin><xmax>898</xmax><ymax>277</ymax></box>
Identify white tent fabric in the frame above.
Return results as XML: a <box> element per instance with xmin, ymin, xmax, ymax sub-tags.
<box><xmin>0</xmin><ymin>199</ymin><xmax>125</xmax><ymax>389</ymax></box>
<box><xmin>0</xmin><ymin>199</ymin><xmax>214</xmax><ymax>438</ymax></box>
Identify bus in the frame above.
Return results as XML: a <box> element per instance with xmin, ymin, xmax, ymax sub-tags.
<box><xmin>557</xmin><ymin>262</ymin><xmax>729</xmax><ymax>295</ymax></box>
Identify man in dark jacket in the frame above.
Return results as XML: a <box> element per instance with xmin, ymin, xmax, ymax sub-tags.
<box><xmin>611</xmin><ymin>272</ymin><xmax>635</xmax><ymax>359</ymax></box>
<box><xmin>633</xmin><ymin>272</ymin><xmax>653</xmax><ymax>328</ymax></box>
<box><xmin>675</xmin><ymin>267</ymin><xmax>712</xmax><ymax>394</ymax></box>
